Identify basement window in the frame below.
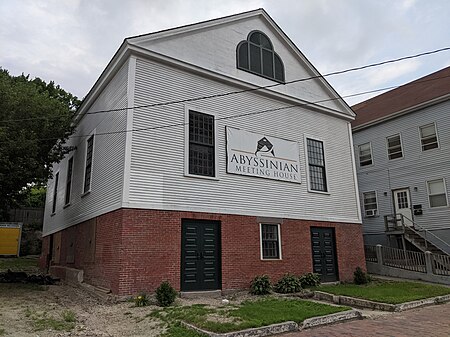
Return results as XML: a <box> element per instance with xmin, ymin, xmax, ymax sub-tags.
<box><xmin>358</xmin><ymin>142</ymin><xmax>373</xmax><ymax>166</ymax></box>
<box><xmin>260</xmin><ymin>224</ymin><xmax>281</xmax><ymax>260</ymax></box>
<box><xmin>387</xmin><ymin>134</ymin><xmax>403</xmax><ymax>160</ymax></box>
<box><xmin>427</xmin><ymin>179</ymin><xmax>448</xmax><ymax>208</ymax></box>
<box><xmin>420</xmin><ymin>123</ymin><xmax>439</xmax><ymax>151</ymax></box>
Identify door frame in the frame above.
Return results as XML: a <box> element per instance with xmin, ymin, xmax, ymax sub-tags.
<box><xmin>392</xmin><ymin>188</ymin><xmax>414</xmax><ymax>226</ymax></box>
<box><xmin>180</xmin><ymin>219</ymin><xmax>222</xmax><ymax>292</ymax></box>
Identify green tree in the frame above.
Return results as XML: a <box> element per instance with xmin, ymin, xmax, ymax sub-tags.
<box><xmin>0</xmin><ymin>68</ymin><xmax>81</xmax><ymax>219</ymax></box>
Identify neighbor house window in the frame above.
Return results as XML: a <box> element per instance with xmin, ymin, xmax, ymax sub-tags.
<box><xmin>65</xmin><ymin>157</ymin><xmax>74</xmax><ymax>205</ymax></box>
<box><xmin>260</xmin><ymin>224</ymin><xmax>281</xmax><ymax>259</ymax></box>
<box><xmin>420</xmin><ymin>123</ymin><xmax>439</xmax><ymax>151</ymax></box>
<box><xmin>387</xmin><ymin>134</ymin><xmax>403</xmax><ymax>160</ymax></box>
<box><xmin>83</xmin><ymin>135</ymin><xmax>94</xmax><ymax>193</ymax></box>
<box><xmin>307</xmin><ymin>138</ymin><xmax>327</xmax><ymax>192</ymax></box>
<box><xmin>363</xmin><ymin>191</ymin><xmax>378</xmax><ymax>217</ymax></box>
<box><xmin>52</xmin><ymin>172</ymin><xmax>59</xmax><ymax>214</ymax></box>
<box><xmin>358</xmin><ymin>142</ymin><xmax>373</xmax><ymax>166</ymax></box>
<box><xmin>189</xmin><ymin>110</ymin><xmax>215</xmax><ymax>177</ymax></box>
<box><xmin>237</xmin><ymin>31</ymin><xmax>285</xmax><ymax>82</ymax></box>
<box><xmin>427</xmin><ymin>179</ymin><xmax>448</xmax><ymax>208</ymax></box>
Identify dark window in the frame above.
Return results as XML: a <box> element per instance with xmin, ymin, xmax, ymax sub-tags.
<box><xmin>261</xmin><ymin>224</ymin><xmax>280</xmax><ymax>259</ymax></box>
<box><xmin>65</xmin><ymin>157</ymin><xmax>74</xmax><ymax>205</ymax></box>
<box><xmin>84</xmin><ymin>135</ymin><xmax>94</xmax><ymax>193</ymax></box>
<box><xmin>237</xmin><ymin>31</ymin><xmax>285</xmax><ymax>82</ymax></box>
<box><xmin>189</xmin><ymin>111</ymin><xmax>215</xmax><ymax>177</ymax></box>
<box><xmin>52</xmin><ymin>172</ymin><xmax>59</xmax><ymax>214</ymax></box>
<box><xmin>307</xmin><ymin>138</ymin><xmax>327</xmax><ymax>192</ymax></box>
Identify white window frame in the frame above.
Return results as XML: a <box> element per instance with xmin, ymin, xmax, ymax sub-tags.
<box><xmin>184</xmin><ymin>106</ymin><xmax>219</xmax><ymax>180</ymax></box>
<box><xmin>259</xmin><ymin>223</ymin><xmax>282</xmax><ymax>260</ymax></box>
<box><xmin>362</xmin><ymin>190</ymin><xmax>379</xmax><ymax>217</ymax></box>
<box><xmin>419</xmin><ymin>122</ymin><xmax>439</xmax><ymax>152</ymax></box>
<box><xmin>303</xmin><ymin>134</ymin><xmax>330</xmax><ymax>194</ymax></box>
<box><xmin>426</xmin><ymin>178</ymin><xmax>448</xmax><ymax>208</ymax></box>
<box><xmin>64</xmin><ymin>156</ymin><xmax>74</xmax><ymax>207</ymax></box>
<box><xmin>386</xmin><ymin>133</ymin><xmax>404</xmax><ymax>160</ymax></box>
<box><xmin>358</xmin><ymin>142</ymin><xmax>373</xmax><ymax>167</ymax></box>
<box><xmin>82</xmin><ymin>130</ymin><xmax>95</xmax><ymax>196</ymax></box>
<box><xmin>51</xmin><ymin>171</ymin><xmax>59</xmax><ymax>215</ymax></box>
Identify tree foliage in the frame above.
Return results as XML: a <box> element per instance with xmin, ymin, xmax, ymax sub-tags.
<box><xmin>0</xmin><ymin>68</ymin><xmax>81</xmax><ymax>219</ymax></box>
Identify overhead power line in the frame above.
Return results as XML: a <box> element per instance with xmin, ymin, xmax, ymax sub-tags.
<box><xmin>1</xmin><ymin>46</ymin><xmax>450</xmax><ymax>124</ymax></box>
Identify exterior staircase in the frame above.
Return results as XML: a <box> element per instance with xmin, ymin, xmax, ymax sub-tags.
<box><xmin>384</xmin><ymin>214</ymin><xmax>450</xmax><ymax>256</ymax></box>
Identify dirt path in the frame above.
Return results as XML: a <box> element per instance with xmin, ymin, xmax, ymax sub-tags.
<box><xmin>0</xmin><ymin>283</ymin><xmax>164</xmax><ymax>337</ymax></box>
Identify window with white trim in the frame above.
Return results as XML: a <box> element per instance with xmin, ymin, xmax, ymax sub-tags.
<box><xmin>65</xmin><ymin>157</ymin><xmax>74</xmax><ymax>205</ymax></box>
<box><xmin>358</xmin><ymin>142</ymin><xmax>373</xmax><ymax>166</ymax></box>
<box><xmin>420</xmin><ymin>123</ymin><xmax>439</xmax><ymax>151</ymax></box>
<box><xmin>52</xmin><ymin>172</ymin><xmax>59</xmax><ymax>214</ymax></box>
<box><xmin>83</xmin><ymin>135</ymin><xmax>94</xmax><ymax>193</ymax></box>
<box><xmin>387</xmin><ymin>134</ymin><xmax>403</xmax><ymax>160</ymax></box>
<box><xmin>260</xmin><ymin>224</ymin><xmax>281</xmax><ymax>259</ymax></box>
<box><xmin>427</xmin><ymin>179</ymin><xmax>448</xmax><ymax>208</ymax></box>
<box><xmin>307</xmin><ymin>138</ymin><xmax>327</xmax><ymax>192</ymax></box>
<box><xmin>363</xmin><ymin>191</ymin><xmax>378</xmax><ymax>217</ymax></box>
<box><xmin>188</xmin><ymin>110</ymin><xmax>215</xmax><ymax>177</ymax></box>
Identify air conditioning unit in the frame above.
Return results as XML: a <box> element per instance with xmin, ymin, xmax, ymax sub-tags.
<box><xmin>365</xmin><ymin>209</ymin><xmax>377</xmax><ymax>217</ymax></box>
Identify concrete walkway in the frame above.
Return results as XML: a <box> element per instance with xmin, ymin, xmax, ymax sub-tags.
<box><xmin>281</xmin><ymin>302</ymin><xmax>450</xmax><ymax>337</ymax></box>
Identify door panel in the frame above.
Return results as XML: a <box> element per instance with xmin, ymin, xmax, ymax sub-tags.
<box><xmin>393</xmin><ymin>189</ymin><xmax>413</xmax><ymax>226</ymax></box>
<box><xmin>311</xmin><ymin>227</ymin><xmax>338</xmax><ymax>282</ymax></box>
<box><xmin>181</xmin><ymin>220</ymin><xmax>221</xmax><ymax>291</ymax></box>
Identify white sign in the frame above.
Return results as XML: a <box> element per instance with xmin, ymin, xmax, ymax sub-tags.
<box><xmin>226</xmin><ymin>127</ymin><xmax>301</xmax><ymax>183</ymax></box>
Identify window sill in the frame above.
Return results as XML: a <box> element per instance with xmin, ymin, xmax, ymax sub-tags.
<box><xmin>50</xmin><ymin>212</ymin><xmax>56</xmax><ymax>217</ymax></box>
<box><xmin>184</xmin><ymin>173</ymin><xmax>219</xmax><ymax>181</ymax></box>
<box><xmin>308</xmin><ymin>189</ymin><xmax>331</xmax><ymax>195</ymax></box>
<box><xmin>261</xmin><ymin>258</ymin><xmax>282</xmax><ymax>261</ymax></box>
<box><xmin>63</xmin><ymin>203</ymin><xmax>71</xmax><ymax>209</ymax></box>
<box><xmin>81</xmin><ymin>190</ymin><xmax>91</xmax><ymax>198</ymax></box>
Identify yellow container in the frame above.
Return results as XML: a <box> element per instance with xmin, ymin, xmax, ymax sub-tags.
<box><xmin>0</xmin><ymin>223</ymin><xmax>22</xmax><ymax>256</ymax></box>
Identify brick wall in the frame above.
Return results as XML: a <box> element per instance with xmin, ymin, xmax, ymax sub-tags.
<box><xmin>41</xmin><ymin>208</ymin><xmax>365</xmax><ymax>296</ymax></box>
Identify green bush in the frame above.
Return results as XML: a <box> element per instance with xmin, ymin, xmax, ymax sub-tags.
<box><xmin>250</xmin><ymin>275</ymin><xmax>272</xmax><ymax>295</ymax></box>
<box><xmin>353</xmin><ymin>267</ymin><xmax>370</xmax><ymax>285</ymax></box>
<box><xmin>134</xmin><ymin>292</ymin><xmax>150</xmax><ymax>307</ymax></box>
<box><xmin>274</xmin><ymin>274</ymin><xmax>302</xmax><ymax>293</ymax></box>
<box><xmin>299</xmin><ymin>272</ymin><xmax>321</xmax><ymax>288</ymax></box>
<box><xmin>156</xmin><ymin>281</ymin><xmax>178</xmax><ymax>307</ymax></box>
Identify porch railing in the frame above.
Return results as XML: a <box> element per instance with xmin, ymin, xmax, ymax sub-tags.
<box><xmin>431</xmin><ymin>254</ymin><xmax>450</xmax><ymax>276</ymax></box>
<box><xmin>364</xmin><ymin>245</ymin><xmax>378</xmax><ymax>263</ymax></box>
<box><xmin>381</xmin><ymin>246</ymin><xmax>426</xmax><ymax>273</ymax></box>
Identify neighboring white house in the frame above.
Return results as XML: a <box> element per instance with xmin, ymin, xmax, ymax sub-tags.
<box><xmin>352</xmin><ymin>66</ymin><xmax>450</xmax><ymax>255</ymax></box>
<box><xmin>41</xmin><ymin>9</ymin><xmax>365</xmax><ymax>295</ymax></box>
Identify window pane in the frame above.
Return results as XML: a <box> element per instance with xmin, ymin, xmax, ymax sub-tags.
<box><xmin>420</xmin><ymin>124</ymin><xmax>438</xmax><ymax>151</ymax></box>
<box><xmin>84</xmin><ymin>135</ymin><xmax>94</xmax><ymax>193</ymax></box>
<box><xmin>262</xmin><ymin>49</ymin><xmax>274</xmax><ymax>78</ymax></box>
<box><xmin>237</xmin><ymin>42</ymin><xmax>249</xmax><ymax>70</ymax></box>
<box><xmin>274</xmin><ymin>54</ymin><xmax>284</xmax><ymax>82</ymax></box>
<box><xmin>420</xmin><ymin>124</ymin><xmax>435</xmax><ymax>138</ymax></box>
<box><xmin>261</xmin><ymin>224</ymin><xmax>279</xmax><ymax>259</ymax></box>
<box><xmin>65</xmin><ymin>157</ymin><xmax>73</xmax><ymax>205</ymax></box>
<box><xmin>52</xmin><ymin>173</ymin><xmax>59</xmax><ymax>214</ymax></box>
<box><xmin>260</xmin><ymin>34</ymin><xmax>272</xmax><ymax>49</ymax></box>
<box><xmin>387</xmin><ymin>135</ymin><xmax>403</xmax><ymax>159</ymax></box>
<box><xmin>428</xmin><ymin>180</ymin><xmax>445</xmax><ymax>195</ymax></box>
<box><xmin>307</xmin><ymin>138</ymin><xmax>327</xmax><ymax>192</ymax></box>
<box><xmin>363</xmin><ymin>192</ymin><xmax>377</xmax><ymax>212</ymax></box>
<box><xmin>249</xmin><ymin>44</ymin><xmax>261</xmax><ymax>73</ymax></box>
<box><xmin>359</xmin><ymin>143</ymin><xmax>372</xmax><ymax>166</ymax></box>
<box><xmin>430</xmin><ymin>194</ymin><xmax>447</xmax><ymax>207</ymax></box>
<box><xmin>249</xmin><ymin>32</ymin><xmax>261</xmax><ymax>44</ymax></box>
<box><xmin>189</xmin><ymin>111</ymin><xmax>215</xmax><ymax>177</ymax></box>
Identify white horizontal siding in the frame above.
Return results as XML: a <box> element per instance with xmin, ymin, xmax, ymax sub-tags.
<box><xmin>43</xmin><ymin>60</ymin><xmax>129</xmax><ymax>236</ymax></box>
<box><xmin>127</xmin><ymin>58</ymin><xmax>359</xmax><ymax>223</ymax></box>
<box><xmin>354</xmin><ymin>100</ymin><xmax>450</xmax><ymax>234</ymax></box>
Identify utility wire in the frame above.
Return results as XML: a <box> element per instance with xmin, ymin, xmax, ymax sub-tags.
<box><xmin>1</xmin><ymin>46</ymin><xmax>450</xmax><ymax>124</ymax></box>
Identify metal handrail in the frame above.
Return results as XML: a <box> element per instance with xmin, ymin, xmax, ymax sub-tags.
<box><xmin>388</xmin><ymin>213</ymin><xmax>450</xmax><ymax>253</ymax></box>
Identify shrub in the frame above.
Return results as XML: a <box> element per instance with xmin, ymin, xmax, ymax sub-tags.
<box><xmin>274</xmin><ymin>274</ymin><xmax>302</xmax><ymax>293</ymax></box>
<box><xmin>134</xmin><ymin>292</ymin><xmax>150</xmax><ymax>307</ymax></box>
<box><xmin>299</xmin><ymin>272</ymin><xmax>321</xmax><ymax>288</ymax></box>
<box><xmin>250</xmin><ymin>275</ymin><xmax>272</xmax><ymax>295</ymax></box>
<box><xmin>353</xmin><ymin>267</ymin><xmax>370</xmax><ymax>285</ymax></box>
<box><xmin>156</xmin><ymin>281</ymin><xmax>178</xmax><ymax>307</ymax></box>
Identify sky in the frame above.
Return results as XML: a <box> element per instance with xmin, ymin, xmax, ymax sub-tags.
<box><xmin>1</xmin><ymin>0</ymin><xmax>449</xmax><ymax>106</ymax></box>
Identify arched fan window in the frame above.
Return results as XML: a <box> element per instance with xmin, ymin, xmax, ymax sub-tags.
<box><xmin>237</xmin><ymin>31</ymin><xmax>285</xmax><ymax>82</ymax></box>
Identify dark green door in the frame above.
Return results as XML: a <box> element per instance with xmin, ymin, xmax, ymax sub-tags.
<box><xmin>181</xmin><ymin>220</ymin><xmax>221</xmax><ymax>291</ymax></box>
<box><xmin>311</xmin><ymin>227</ymin><xmax>338</xmax><ymax>282</ymax></box>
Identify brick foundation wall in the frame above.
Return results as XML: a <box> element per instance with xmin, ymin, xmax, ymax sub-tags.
<box><xmin>41</xmin><ymin>208</ymin><xmax>365</xmax><ymax>296</ymax></box>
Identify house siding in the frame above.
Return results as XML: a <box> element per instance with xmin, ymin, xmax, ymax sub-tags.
<box><xmin>42</xmin><ymin>60</ymin><xmax>129</xmax><ymax>236</ymax></box>
<box><xmin>127</xmin><ymin>57</ymin><xmax>360</xmax><ymax>224</ymax></box>
<box><xmin>353</xmin><ymin>99</ymin><xmax>450</xmax><ymax>245</ymax></box>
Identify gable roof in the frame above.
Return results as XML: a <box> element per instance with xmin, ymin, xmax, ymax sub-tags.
<box><xmin>352</xmin><ymin>65</ymin><xmax>450</xmax><ymax>130</ymax></box>
<box><xmin>76</xmin><ymin>8</ymin><xmax>354</xmax><ymax>122</ymax></box>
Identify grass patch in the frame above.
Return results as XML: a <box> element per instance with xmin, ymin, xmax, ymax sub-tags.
<box><xmin>0</xmin><ymin>257</ymin><xmax>38</xmax><ymax>271</ymax></box>
<box><xmin>151</xmin><ymin>298</ymin><xmax>348</xmax><ymax>334</ymax></box>
<box><xmin>0</xmin><ymin>327</ymin><xmax>5</xmax><ymax>336</ymax></box>
<box><xmin>25</xmin><ymin>308</ymin><xmax>76</xmax><ymax>332</ymax></box>
<box><xmin>318</xmin><ymin>280</ymin><xmax>450</xmax><ymax>304</ymax></box>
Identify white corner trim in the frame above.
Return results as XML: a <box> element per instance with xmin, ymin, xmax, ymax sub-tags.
<box><xmin>348</xmin><ymin>123</ymin><xmax>362</xmax><ymax>222</ymax></box>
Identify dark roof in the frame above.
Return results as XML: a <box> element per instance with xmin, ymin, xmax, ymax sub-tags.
<box><xmin>352</xmin><ymin>65</ymin><xmax>450</xmax><ymax>129</ymax></box>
